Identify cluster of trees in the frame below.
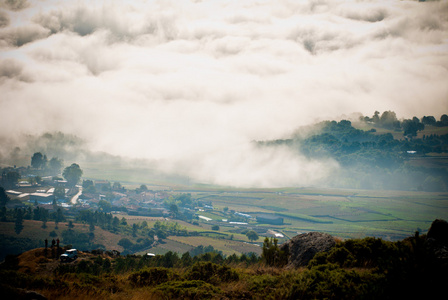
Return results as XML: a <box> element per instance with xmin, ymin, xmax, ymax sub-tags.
<box><xmin>31</xmin><ymin>152</ymin><xmax>83</xmax><ymax>187</ymax></box>
<box><xmin>0</xmin><ymin>186</ymin><xmax>10</xmax><ymax>208</ymax></box>
<box><xmin>261</xmin><ymin>237</ymin><xmax>288</xmax><ymax>267</ymax></box>
<box><xmin>0</xmin><ymin>169</ymin><xmax>21</xmax><ymax>189</ymax></box>
<box><xmin>31</xmin><ymin>152</ymin><xmax>64</xmax><ymax>175</ymax></box>
<box><xmin>75</xmin><ymin>210</ymin><xmax>191</xmax><ymax>253</ymax></box>
<box><xmin>82</xmin><ymin>180</ymin><xmax>125</xmax><ymax>195</ymax></box>
<box><xmin>152</xmin><ymin>220</ymin><xmax>188</xmax><ymax>238</ymax></box>
<box><xmin>259</xmin><ymin>116</ymin><xmax>448</xmax><ymax>191</ymax></box>
<box><xmin>62</xmin><ymin>163</ymin><xmax>83</xmax><ymax>187</ymax></box>
<box><xmin>60</xmin><ymin>228</ymin><xmax>105</xmax><ymax>251</ymax></box>
<box><xmin>0</xmin><ymin>153</ymin><xmax>83</xmax><ymax>189</ymax></box>
<box><xmin>0</xmin><ymin>202</ymin><xmax>66</xmax><ymax>235</ymax></box>
<box><xmin>188</xmin><ymin>245</ymin><xmax>223</xmax><ymax>257</ymax></box>
<box><xmin>76</xmin><ymin>210</ymin><xmax>124</xmax><ymax>232</ymax></box>
<box><xmin>118</xmin><ymin>237</ymin><xmax>154</xmax><ymax>255</ymax></box>
<box><xmin>359</xmin><ymin>111</ymin><xmax>448</xmax><ymax>137</ymax></box>
<box><xmin>162</xmin><ymin>193</ymin><xmax>217</xmax><ymax>221</ymax></box>
<box><xmin>54</xmin><ymin>248</ymin><xmax>256</xmax><ymax>277</ymax></box>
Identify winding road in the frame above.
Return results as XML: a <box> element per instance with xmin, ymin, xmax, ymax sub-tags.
<box><xmin>70</xmin><ymin>186</ymin><xmax>82</xmax><ymax>205</ymax></box>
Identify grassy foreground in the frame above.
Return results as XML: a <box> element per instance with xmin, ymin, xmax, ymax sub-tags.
<box><xmin>1</xmin><ymin>229</ymin><xmax>446</xmax><ymax>300</ymax></box>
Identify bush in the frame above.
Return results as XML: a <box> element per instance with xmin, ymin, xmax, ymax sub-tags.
<box><xmin>128</xmin><ymin>267</ymin><xmax>173</xmax><ymax>287</ymax></box>
<box><xmin>288</xmin><ymin>264</ymin><xmax>384</xmax><ymax>300</ymax></box>
<box><xmin>187</xmin><ymin>262</ymin><xmax>239</xmax><ymax>284</ymax></box>
<box><xmin>309</xmin><ymin>237</ymin><xmax>401</xmax><ymax>270</ymax></box>
<box><xmin>154</xmin><ymin>280</ymin><xmax>221</xmax><ymax>299</ymax></box>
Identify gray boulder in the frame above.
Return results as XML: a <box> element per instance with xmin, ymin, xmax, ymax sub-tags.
<box><xmin>280</xmin><ymin>232</ymin><xmax>336</xmax><ymax>268</ymax></box>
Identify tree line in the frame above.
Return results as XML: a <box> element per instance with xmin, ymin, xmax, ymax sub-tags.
<box><xmin>359</xmin><ymin>111</ymin><xmax>448</xmax><ymax>137</ymax></box>
<box><xmin>1</xmin><ymin>152</ymin><xmax>83</xmax><ymax>189</ymax></box>
<box><xmin>258</xmin><ymin>112</ymin><xmax>448</xmax><ymax>191</ymax></box>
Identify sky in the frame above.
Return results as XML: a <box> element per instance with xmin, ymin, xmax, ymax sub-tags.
<box><xmin>0</xmin><ymin>0</ymin><xmax>447</xmax><ymax>187</ymax></box>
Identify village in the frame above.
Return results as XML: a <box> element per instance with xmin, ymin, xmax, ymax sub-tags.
<box><xmin>1</xmin><ymin>161</ymin><xmax>287</xmax><ymax>257</ymax></box>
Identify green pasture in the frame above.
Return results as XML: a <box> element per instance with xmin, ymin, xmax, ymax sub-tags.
<box><xmin>167</xmin><ymin>236</ymin><xmax>262</xmax><ymax>256</ymax></box>
<box><xmin>186</xmin><ymin>188</ymin><xmax>448</xmax><ymax>241</ymax></box>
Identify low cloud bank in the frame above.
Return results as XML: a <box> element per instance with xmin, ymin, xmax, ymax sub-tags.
<box><xmin>0</xmin><ymin>0</ymin><xmax>447</xmax><ymax>187</ymax></box>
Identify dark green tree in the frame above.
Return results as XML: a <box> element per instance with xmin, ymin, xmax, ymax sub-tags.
<box><xmin>15</xmin><ymin>208</ymin><xmax>24</xmax><ymax>234</ymax></box>
<box><xmin>0</xmin><ymin>206</ymin><xmax>6</xmax><ymax>222</ymax></box>
<box><xmin>118</xmin><ymin>238</ymin><xmax>134</xmax><ymax>250</ymax></box>
<box><xmin>246</xmin><ymin>230</ymin><xmax>259</xmax><ymax>242</ymax></box>
<box><xmin>0</xmin><ymin>186</ymin><xmax>10</xmax><ymax>207</ymax></box>
<box><xmin>98</xmin><ymin>200</ymin><xmax>112</xmax><ymax>212</ymax></box>
<box><xmin>5</xmin><ymin>171</ymin><xmax>20</xmax><ymax>188</ymax></box>
<box><xmin>372</xmin><ymin>111</ymin><xmax>380</xmax><ymax>123</ymax></box>
<box><xmin>132</xmin><ymin>223</ymin><xmax>138</xmax><ymax>237</ymax></box>
<box><xmin>24</xmin><ymin>206</ymin><xmax>33</xmax><ymax>220</ymax></box>
<box><xmin>169</xmin><ymin>203</ymin><xmax>178</xmax><ymax>217</ymax></box>
<box><xmin>112</xmin><ymin>216</ymin><xmax>120</xmax><ymax>229</ymax></box>
<box><xmin>175</xmin><ymin>193</ymin><xmax>192</xmax><ymax>206</ymax></box>
<box><xmin>82</xmin><ymin>179</ymin><xmax>94</xmax><ymax>188</ymax></box>
<box><xmin>63</xmin><ymin>163</ymin><xmax>83</xmax><ymax>187</ymax></box>
<box><xmin>41</xmin><ymin>208</ymin><xmax>48</xmax><ymax>229</ymax></box>
<box><xmin>54</xmin><ymin>186</ymin><xmax>66</xmax><ymax>200</ymax></box>
<box><xmin>31</xmin><ymin>152</ymin><xmax>46</xmax><ymax>169</ymax></box>
<box><xmin>261</xmin><ymin>237</ymin><xmax>288</xmax><ymax>267</ymax></box>
<box><xmin>379</xmin><ymin>111</ymin><xmax>400</xmax><ymax>129</ymax></box>
<box><xmin>55</xmin><ymin>207</ymin><xmax>65</xmax><ymax>223</ymax></box>
<box><xmin>402</xmin><ymin>118</ymin><xmax>424</xmax><ymax>137</ymax></box>
<box><xmin>441</xmin><ymin>114</ymin><xmax>448</xmax><ymax>125</ymax></box>
<box><xmin>422</xmin><ymin>116</ymin><xmax>436</xmax><ymax>126</ymax></box>
<box><xmin>67</xmin><ymin>220</ymin><xmax>75</xmax><ymax>230</ymax></box>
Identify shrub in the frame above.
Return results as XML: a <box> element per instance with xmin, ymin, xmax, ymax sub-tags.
<box><xmin>154</xmin><ymin>280</ymin><xmax>220</xmax><ymax>299</ymax></box>
<box><xmin>288</xmin><ymin>264</ymin><xmax>384</xmax><ymax>300</ymax></box>
<box><xmin>128</xmin><ymin>267</ymin><xmax>173</xmax><ymax>287</ymax></box>
<box><xmin>187</xmin><ymin>262</ymin><xmax>239</xmax><ymax>284</ymax></box>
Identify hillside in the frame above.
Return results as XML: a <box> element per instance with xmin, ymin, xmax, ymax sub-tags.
<box><xmin>1</xmin><ymin>219</ymin><xmax>446</xmax><ymax>299</ymax></box>
<box><xmin>259</xmin><ymin>117</ymin><xmax>448</xmax><ymax>191</ymax></box>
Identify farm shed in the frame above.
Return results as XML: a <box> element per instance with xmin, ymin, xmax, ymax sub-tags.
<box><xmin>256</xmin><ymin>214</ymin><xmax>284</xmax><ymax>225</ymax></box>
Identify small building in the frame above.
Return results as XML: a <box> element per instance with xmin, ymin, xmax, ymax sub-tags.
<box><xmin>256</xmin><ymin>214</ymin><xmax>284</xmax><ymax>225</ymax></box>
<box><xmin>6</xmin><ymin>190</ymin><xmax>22</xmax><ymax>197</ymax></box>
<box><xmin>266</xmin><ymin>229</ymin><xmax>284</xmax><ymax>238</ymax></box>
<box><xmin>30</xmin><ymin>192</ymin><xmax>54</xmax><ymax>203</ymax></box>
<box><xmin>229</xmin><ymin>222</ymin><xmax>248</xmax><ymax>225</ymax></box>
<box><xmin>6</xmin><ymin>190</ymin><xmax>30</xmax><ymax>201</ymax></box>
<box><xmin>54</xmin><ymin>180</ymin><xmax>67</xmax><ymax>187</ymax></box>
<box><xmin>235</xmin><ymin>212</ymin><xmax>252</xmax><ymax>218</ymax></box>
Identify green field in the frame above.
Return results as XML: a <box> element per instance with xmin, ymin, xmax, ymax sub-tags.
<box><xmin>107</xmin><ymin>185</ymin><xmax>448</xmax><ymax>242</ymax></box>
<box><xmin>177</xmin><ymin>187</ymin><xmax>448</xmax><ymax>241</ymax></box>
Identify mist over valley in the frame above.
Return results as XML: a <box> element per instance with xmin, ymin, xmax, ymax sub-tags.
<box><xmin>1</xmin><ymin>2</ymin><xmax>448</xmax><ymax>298</ymax></box>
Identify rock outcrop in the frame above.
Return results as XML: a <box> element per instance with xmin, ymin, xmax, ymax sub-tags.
<box><xmin>280</xmin><ymin>232</ymin><xmax>335</xmax><ymax>268</ymax></box>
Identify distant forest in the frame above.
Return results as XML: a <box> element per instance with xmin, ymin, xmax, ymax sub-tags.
<box><xmin>258</xmin><ymin>111</ymin><xmax>448</xmax><ymax>191</ymax></box>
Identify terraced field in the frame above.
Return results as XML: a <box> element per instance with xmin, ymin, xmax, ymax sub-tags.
<box><xmin>179</xmin><ymin>187</ymin><xmax>448</xmax><ymax>241</ymax></box>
